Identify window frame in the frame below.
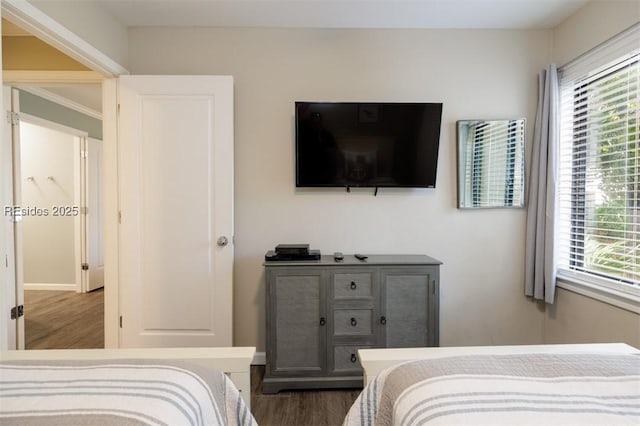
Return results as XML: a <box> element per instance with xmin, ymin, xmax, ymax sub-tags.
<box><xmin>556</xmin><ymin>25</ymin><xmax>639</xmax><ymax>313</ymax></box>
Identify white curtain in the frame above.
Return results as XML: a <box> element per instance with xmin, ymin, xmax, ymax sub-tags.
<box><xmin>525</xmin><ymin>65</ymin><xmax>559</xmax><ymax>304</ymax></box>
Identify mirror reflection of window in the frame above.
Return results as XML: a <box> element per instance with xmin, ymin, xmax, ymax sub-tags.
<box><xmin>457</xmin><ymin>119</ymin><xmax>525</xmax><ymax>209</ymax></box>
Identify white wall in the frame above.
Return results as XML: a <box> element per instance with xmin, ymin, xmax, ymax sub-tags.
<box><xmin>129</xmin><ymin>27</ymin><xmax>552</xmax><ymax>350</ymax></box>
<box><xmin>29</xmin><ymin>0</ymin><xmax>129</xmax><ymax>69</ymax></box>
<box><xmin>545</xmin><ymin>1</ymin><xmax>640</xmax><ymax>348</ymax></box>
<box><xmin>19</xmin><ymin>121</ymin><xmax>77</xmax><ymax>287</ymax></box>
<box><xmin>553</xmin><ymin>0</ymin><xmax>639</xmax><ymax>66</ymax></box>
<box><xmin>544</xmin><ymin>288</ymin><xmax>640</xmax><ymax>348</ymax></box>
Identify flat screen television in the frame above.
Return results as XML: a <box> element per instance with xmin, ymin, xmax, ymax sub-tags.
<box><xmin>295</xmin><ymin>102</ymin><xmax>443</xmax><ymax>188</ymax></box>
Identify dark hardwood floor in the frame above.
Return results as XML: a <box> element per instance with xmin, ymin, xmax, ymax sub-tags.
<box><xmin>251</xmin><ymin>365</ymin><xmax>361</xmax><ymax>426</ymax></box>
<box><xmin>23</xmin><ymin>289</ymin><xmax>361</xmax><ymax>424</ymax></box>
<box><xmin>24</xmin><ymin>288</ymin><xmax>104</xmax><ymax>349</ymax></box>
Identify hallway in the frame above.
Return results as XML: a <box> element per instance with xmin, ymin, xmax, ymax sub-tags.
<box><xmin>24</xmin><ymin>289</ymin><xmax>104</xmax><ymax>349</ymax></box>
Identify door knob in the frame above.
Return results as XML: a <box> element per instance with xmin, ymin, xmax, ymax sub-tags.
<box><xmin>217</xmin><ymin>236</ymin><xmax>229</xmax><ymax>247</ymax></box>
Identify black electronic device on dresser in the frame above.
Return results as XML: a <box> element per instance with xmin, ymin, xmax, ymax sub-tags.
<box><xmin>275</xmin><ymin>244</ymin><xmax>310</xmax><ymax>255</ymax></box>
<box><xmin>262</xmin><ymin>254</ymin><xmax>442</xmax><ymax>393</ymax></box>
<box><xmin>264</xmin><ymin>243</ymin><xmax>321</xmax><ymax>261</ymax></box>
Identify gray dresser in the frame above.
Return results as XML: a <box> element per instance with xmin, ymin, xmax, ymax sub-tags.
<box><xmin>263</xmin><ymin>254</ymin><xmax>441</xmax><ymax>393</ymax></box>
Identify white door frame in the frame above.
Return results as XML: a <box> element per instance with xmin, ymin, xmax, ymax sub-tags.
<box><xmin>10</xmin><ymin>88</ymin><xmax>25</xmax><ymax>349</ymax></box>
<box><xmin>102</xmin><ymin>80</ymin><xmax>119</xmax><ymax>347</ymax></box>
<box><xmin>2</xmin><ymin>86</ymin><xmax>19</xmax><ymax>350</ymax></box>
<box><xmin>1</xmin><ymin>0</ymin><xmax>128</xmax><ymax>348</ymax></box>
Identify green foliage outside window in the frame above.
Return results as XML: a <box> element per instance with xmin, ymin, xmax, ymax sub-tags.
<box><xmin>588</xmin><ymin>64</ymin><xmax>639</xmax><ymax>284</ymax></box>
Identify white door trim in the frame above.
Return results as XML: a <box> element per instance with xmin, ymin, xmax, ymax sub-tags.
<box><xmin>3</xmin><ymin>71</ymin><xmax>104</xmax><ymax>86</ymax></box>
<box><xmin>1</xmin><ymin>0</ymin><xmax>128</xmax><ymax>77</ymax></box>
<box><xmin>1</xmin><ymin>86</ymin><xmax>17</xmax><ymax>351</ymax></box>
<box><xmin>102</xmin><ymin>80</ymin><xmax>119</xmax><ymax>348</ymax></box>
<box><xmin>10</xmin><ymin>88</ymin><xmax>25</xmax><ymax>349</ymax></box>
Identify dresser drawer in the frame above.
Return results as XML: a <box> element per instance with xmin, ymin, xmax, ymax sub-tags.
<box><xmin>333</xmin><ymin>345</ymin><xmax>369</xmax><ymax>373</ymax></box>
<box><xmin>333</xmin><ymin>273</ymin><xmax>373</xmax><ymax>299</ymax></box>
<box><xmin>334</xmin><ymin>309</ymin><xmax>373</xmax><ymax>335</ymax></box>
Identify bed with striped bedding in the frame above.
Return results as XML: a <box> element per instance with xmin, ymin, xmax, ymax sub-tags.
<box><xmin>0</xmin><ymin>359</ymin><xmax>256</xmax><ymax>426</ymax></box>
<box><xmin>344</xmin><ymin>353</ymin><xmax>640</xmax><ymax>426</ymax></box>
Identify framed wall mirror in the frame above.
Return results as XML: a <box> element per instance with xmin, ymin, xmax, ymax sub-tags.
<box><xmin>457</xmin><ymin>119</ymin><xmax>525</xmax><ymax>209</ymax></box>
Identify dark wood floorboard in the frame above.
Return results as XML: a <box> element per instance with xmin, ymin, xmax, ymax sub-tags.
<box><xmin>251</xmin><ymin>365</ymin><xmax>361</xmax><ymax>426</ymax></box>
<box><xmin>24</xmin><ymin>289</ymin><xmax>104</xmax><ymax>349</ymax></box>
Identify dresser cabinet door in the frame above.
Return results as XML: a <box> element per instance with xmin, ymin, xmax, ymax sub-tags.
<box><xmin>380</xmin><ymin>267</ymin><xmax>438</xmax><ymax>347</ymax></box>
<box><xmin>267</xmin><ymin>269</ymin><xmax>326</xmax><ymax>375</ymax></box>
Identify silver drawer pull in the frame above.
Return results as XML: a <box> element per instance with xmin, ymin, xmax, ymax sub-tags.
<box><xmin>350</xmin><ymin>317</ymin><xmax>357</xmax><ymax>327</ymax></box>
<box><xmin>350</xmin><ymin>281</ymin><xmax>357</xmax><ymax>290</ymax></box>
<box><xmin>350</xmin><ymin>353</ymin><xmax>357</xmax><ymax>363</ymax></box>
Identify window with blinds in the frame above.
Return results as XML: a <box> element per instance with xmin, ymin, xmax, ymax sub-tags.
<box><xmin>557</xmin><ymin>25</ymin><xmax>639</xmax><ymax>292</ymax></box>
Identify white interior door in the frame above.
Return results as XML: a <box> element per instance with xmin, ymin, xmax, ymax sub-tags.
<box><xmin>118</xmin><ymin>75</ymin><xmax>234</xmax><ymax>348</ymax></box>
<box><xmin>82</xmin><ymin>137</ymin><xmax>104</xmax><ymax>292</ymax></box>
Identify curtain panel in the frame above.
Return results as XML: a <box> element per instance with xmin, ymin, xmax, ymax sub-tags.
<box><xmin>525</xmin><ymin>65</ymin><xmax>559</xmax><ymax>304</ymax></box>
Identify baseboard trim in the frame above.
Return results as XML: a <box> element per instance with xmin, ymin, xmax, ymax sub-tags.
<box><xmin>24</xmin><ymin>283</ymin><xmax>77</xmax><ymax>291</ymax></box>
<box><xmin>252</xmin><ymin>351</ymin><xmax>266</xmax><ymax>365</ymax></box>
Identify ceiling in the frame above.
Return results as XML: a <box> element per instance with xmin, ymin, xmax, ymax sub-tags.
<box><xmin>3</xmin><ymin>0</ymin><xmax>593</xmax><ymax>115</ymax></box>
<box><xmin>93</xmin><ymin>0</ymin><xmax>590</xmax><ymax>30</ymax></box>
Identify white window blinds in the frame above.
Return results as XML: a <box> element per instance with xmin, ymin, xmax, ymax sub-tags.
<box><xmin>557</xmin><ymin>24</ymin><xmax>639</xmax><ymax>289</ymax></box>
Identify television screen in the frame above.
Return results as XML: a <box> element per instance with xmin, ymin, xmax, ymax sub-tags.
<box><xmin>295</xmin><ymin>102</ymin><xmax>443</xmax><ymax>188</ymax></box>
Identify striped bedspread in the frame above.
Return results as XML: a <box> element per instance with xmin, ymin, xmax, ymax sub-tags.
<box><xmin>344</xmin><ymin>353</ymin><xmax>640</xmax><ymax>426</ymax></box>
<box><xmin>0</xmin><ymin>359</ymin><xmax>256</xmax><ymax>426</ymax></box>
